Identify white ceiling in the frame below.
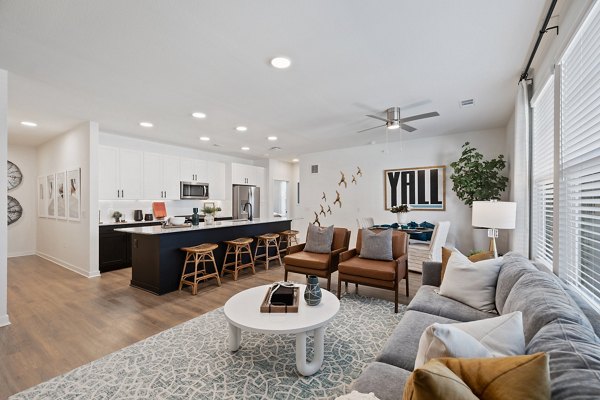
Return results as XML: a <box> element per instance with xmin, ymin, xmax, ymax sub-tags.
<box><xmin>0</xmin><ymin>0</ymin><xmax>548</xmax><ymax>159</ymax></box>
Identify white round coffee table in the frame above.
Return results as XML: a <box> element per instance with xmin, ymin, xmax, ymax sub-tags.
<box><xmin>223</xmin><ymin>284</ymin><xmax>340</xmax><ymax>376</ymax></box>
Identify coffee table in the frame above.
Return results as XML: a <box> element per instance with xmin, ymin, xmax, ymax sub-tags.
<box><xmin>223</xmin><ymin>284</ymin><xmax>340</xmax><ymax>376</ymax></box>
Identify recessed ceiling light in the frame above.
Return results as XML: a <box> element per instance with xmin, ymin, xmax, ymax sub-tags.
<box><xmin>139</xmin><ymin>122</ymin><xmax>153</xmax><ymax>128</ymax></box>
<box><xmin>292</xmin><ymin>158</ymin><xmax>299</xmax><ymax>163</ymax></box>
<box><xmin>199</xmin><ymin>136</ymin><xmax>210</xmax><ymax>141</ymax></box>
<box><xmin>270</xmin><ymin>57</ymin><xmax>291</xmax><ymax>69</ymax></box>
<box><xmin>236</xmin><ymin>126</ymin><xmax>248</xmax><ymax>132</ymax></box>
<box><xmin>20</xmin><ymin>121</ymin><xmax>37</xmax><ymax>127</ymax></box>
<box><xmin>192</xmin><ymin>112</ymin><xmax>207</xmax><ymax>119</ymax></box>
<box><xmin>267</xmin><ymin>136</ymin><xmax>278</xmax><ymax>141</ymax></box>
<box><xmin>241</xmin><ymin>146</ymin><xmax>250</xmax><ymax>151</ymax></box>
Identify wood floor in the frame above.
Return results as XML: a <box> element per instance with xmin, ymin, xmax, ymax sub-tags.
<box><xmin>0</xmin><ymin>255</ymin><xmax>422</xmax><ymax>399</ymax></box>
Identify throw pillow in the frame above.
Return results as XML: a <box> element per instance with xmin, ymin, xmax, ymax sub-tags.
<box><xmin>439</xmin><ymin>250</ymin><xmax>502</xmax><ymax>312</ymax></box>
<box><xmin>359</xmin><ymin>228</ymin><xmax>393</xmax><ymax>261</ymax></box>
<box><xmin>414</xmin><ymin>311</ymin><xmax>525</xmax><ymax>368</ymax></box>
<box><xmin>304</xmin><ymin>224</ymin><xmax>334</xmax><ymax>254</ymax></box>
<box><xmin>441</xmin><ymin>247</ymin><xmax>494</xmax><ymax>281</ymax></box>
<box><xmin>403</xmin><ymin>353</ymin><xmax>550</xmax><ymax>400</ymax></box>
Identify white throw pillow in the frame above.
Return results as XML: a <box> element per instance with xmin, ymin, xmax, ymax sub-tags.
<box><xmin>414</xmin><ymin>311</ymin><xmax>525</xmax><ymax>368</ymax></box>
<box><xmin>438</xmin><ymin>250</ymin><xmax>502</xmax><ymax>312</ymax></box>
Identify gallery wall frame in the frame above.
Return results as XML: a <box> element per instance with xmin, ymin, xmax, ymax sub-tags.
<box><xmin>37</xmin><ymin>176</ymin><xmax>46</xmax><ymax>217</ymax></box>
<box><xmin>47</xmin><ymin>174</ymin><xmax>55</xmax><ymax>218</ymax></box>
<box><xmin>56</xmin><ymin>171</ymin><xmax>67</xmax><ymax>220</ymax></box>
<box><xmin>67</xmin><ymin>168</ymin><xmax>81</xmax><ymax>221</ymax></box>
<box><xmin>383</xmin><ymin>165</ymin><xmax>446</xmax><ymax>211</ymax></box>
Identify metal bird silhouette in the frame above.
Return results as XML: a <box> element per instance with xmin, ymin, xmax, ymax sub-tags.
<box><xmin>338</xmin><ymin>171</ymin><xmax>347</xmax><ymax>188</ymax></box>
<box><xmin>327</xmin><ymin>205</ymin><xmax>332</xmax><ymax>215</ymax></box>
<box><xmin>320</xmin><ymin>204</ymin><xmax>326</xmax><ymax>217</ymax></box>
<box><xmin>351</xmin><ymin>175</ymin><xmax>357</xmax><ymax>184</ymax></box>
<box><xmin>334</xmin><ymin>190</ymin><xmax>342</xmax><ymax>208</ymax></box>
<box><xmin>321</xmin><ymin>192</ymin><xmax>327</xmax><ymax>202</ymax></box>
<box><xmin>313</xmin><ymin>211</ymin><xmax>321</xmax><ymax>227</ymax></box>
<box><xmin>357</xmin><ymin>166</ymin><xmax>363</xmax><ymax>177</ymax></box>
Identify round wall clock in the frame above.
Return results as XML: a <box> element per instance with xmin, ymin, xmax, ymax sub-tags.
<box><xmin>8</xmin><ymin>196</ymin><xmax>23</xmax><ymax>225</ymax></box>
<box><xmin>7</xmin><ymin>161</ymin><xmax>23</xmax><ymax>190</ymax></box>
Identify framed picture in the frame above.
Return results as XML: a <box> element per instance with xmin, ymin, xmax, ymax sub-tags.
<box><xmin>384</xmin><ymin>165</ymin><xmax>446</xmax><ymax>211</ymax></box>
<box><xmin>203</xmin><ymin>201</ymin><xmax>215</xmax><ymax>211</ymax></box>
<box><xmin>47</xmin><ymin>174</ymin><xmax>56</xmax><ymax>218</ymax></box>
<box><xmin>38</xmin><ymin>176</ymin><xmax>46</xmax><ymax>217</ymax></box>
<box><xmin>56</xmin><ymin>171</ymin><xmax>67</xmax><ymax>220</ymax></box>
<box><xmin>67</xmin><ymin>168</ymin><xmax>81</xmax><ymax>221</ymax></box>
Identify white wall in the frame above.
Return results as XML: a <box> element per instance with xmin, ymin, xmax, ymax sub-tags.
<box><xmin>98</xmin><ymin>132</ymin><xmax>258</xmax><ymax>222</ymax></box>
<box><xmin>297</xmin><ymin>128</ymin><xmax>508</xmax><ymax>254</ymax></box>
<box><xmin>7</xmin><ymin>144</ymin><xmax>37</xmax><ymax>257</ymax></box>
<box><xmin>267</xmin><ymin>159</ymin><xmax>294</xmax><ymax>218</ymax></box>
<box><xmin>0</xmin><ymin>69</ymin><xmax>9</xmax><ymax>327</ymax></box>
<box><xmin>36</xmin><ymin>122</ymin><xmax>100</xmax><ymax>277</ymax></box>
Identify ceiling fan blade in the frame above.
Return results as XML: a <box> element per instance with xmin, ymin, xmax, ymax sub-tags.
<box><xmin>366</xmin><ymin>114</ymin><xmax>390</xmax><ymax>123</ymax></box>
<box><xmin>357</xmin><ymin>124</ymin><xmax>386</xmax><ymax>133</ymax></box>
<box><xmin>398</xmin><ymin>111</ymin><xmax>440</xmax><ymax>123</ymax></box>
<box><xmin>401</xmin><ymin>124</ymin><xmax>416</xmax><ymax>132</ymax></box>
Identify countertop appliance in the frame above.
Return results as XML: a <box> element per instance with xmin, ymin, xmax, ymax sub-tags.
<box><xmin>233</xmin><ymin>184</ymin><xmax>260</xmax><ymax>220</ymax></box>
<box><xmin>180</xmin><ymin>181</ymin><xmax>209</xmax><ymax>199</ymax></box>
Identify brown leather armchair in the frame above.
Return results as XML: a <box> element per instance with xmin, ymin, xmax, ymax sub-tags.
<box><xmin>337</xmin><ymin>229</ymin><xmax>409</xmax><ymax>313</ymax></box>
<box><xmin>283</xmin><ymin>227</ymin><xmax>351</xmax><ymax>291</ymax></box>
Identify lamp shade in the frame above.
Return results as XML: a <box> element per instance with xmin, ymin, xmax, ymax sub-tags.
<box><xmin>472</xmin><ymin>201</ymin><xmax>517</xmax><ymax>229</ymax></box>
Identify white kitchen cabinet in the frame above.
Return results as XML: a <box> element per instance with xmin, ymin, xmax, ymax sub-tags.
<box><xmin>206</xmin><ymin>161</ymin><xmax>226</xmax><ymax>199</ymax></box>
<box><xmin>143</xmin><ymin>153</ymin><xmax>181</xmax><ymax>200</ymax></box>
<box><xmin>98</xmin><ymin>146</ymin><xmax>143</xmax><ymax>200</ymax></box>
<box><xmin>232</xmin><ymin>163</ymin><xmax>265</xmax><ymax>187</ymax></box>
<box><xmin>180</xmin><ymin>157</ymin><xmax>207</xmax><ymax>182</ymax></box>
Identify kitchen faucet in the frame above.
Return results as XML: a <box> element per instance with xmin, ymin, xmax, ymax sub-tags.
<box><xmin>243</xmin><ymin>202</ymin><xmax>253</xmax><ymax>221</ymax></box>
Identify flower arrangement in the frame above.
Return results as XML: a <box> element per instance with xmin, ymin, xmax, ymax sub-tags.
<box><xmin>389</xmin><ymin>204</ymin><xmax>411</xmax><ymax>213</ymax></box>
<box><xmin>201</xmin><ymin>205</ymin><xmax>222</xmax><ymax>216</ymax></box>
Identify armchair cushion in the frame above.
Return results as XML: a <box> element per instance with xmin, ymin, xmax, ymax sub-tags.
<box><xmin>284</xmin><ymin>251</ymin><xmax>330</xmax><ymax>270</ymax></box>
<box><xmin>304</xmin><ymin>224</ymin><xmax>334</xmax><ymax>254</ymax></box>
<box><xmin>359</xmin><ymin>228</ymin><xmax>393</xmax><ymax>261</ymax></box>
<box><xmin>338</xmin><ymin>257</ymin><xmax>396</xmax><ymax>281</ymax></box>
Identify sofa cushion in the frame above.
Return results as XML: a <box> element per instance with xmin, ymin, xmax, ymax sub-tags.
<box><xmin>304</xmin><ymin>224</ymin><xmax>334</xmax><ymax>253</ymax></box>
<box><xmin>352</xmin><ymin>362</ymin><xmax>411</xmax><ymax>400</ymax></box>
<box><xmin>283</xmin><ymin>251</ymin><xmax>329</xmax><ymax>270</ymax></box>
<box><xmin>560</xmin><ymin>282</ymin><xmax>600</xmax><ymax>336</ymax></box>
<box><xmin>338</xmin><ymin>257</ymin><xmax>396</xmax><ymax>281</ymax></box>
<box><xmin>359</xmin><ymin>228</ymin><xmax>393</xmax><ymax>261</ymax></box>
<box><xmin>376</xmin><ymin>310</ymin><xmax>458</xmax><ymax>371</ymax></box>
<box><xmin>503</xmin><ymin>271</ymin><xmax>593</xmax><ymax>342</ymax></box>
<box><xmin>495</xmin><ymin>252</ymin><xmax>538</xmax><ymax>312</ymax></box>
<box><xmin>407</xmin><ymin>286</ymin><xmax>497</xmax><ymax>322</ymax></box>
<box><xmin>527</xmin><ymin>319</ymin><xmax>600</xmax><ymax>400</ymax></box>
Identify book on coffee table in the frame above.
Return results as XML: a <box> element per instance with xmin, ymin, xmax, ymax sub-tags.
<box><xmin>260</xmin><ymin>285</ymin><xmax>300</xmax><ymax>313</ymax></box>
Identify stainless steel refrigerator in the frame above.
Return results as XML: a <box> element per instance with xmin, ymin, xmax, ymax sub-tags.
<box><xmin>232</xmin><ymin>185</ymin><xmax>260</xmax><ymax>220</ymax></box>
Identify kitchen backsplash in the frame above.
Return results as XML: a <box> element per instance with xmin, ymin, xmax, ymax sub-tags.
<box><xmin>99</xmin><ymin>199</ymin><xmax>229</xmax><ymax>224</ymax></box>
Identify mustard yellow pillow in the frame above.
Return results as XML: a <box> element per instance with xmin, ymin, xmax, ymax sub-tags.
<box><xmin>403</xmin><ymin>353</ymin><xmax>550</xmax><ymax>400</ymax></box>
<box><xmin>440</xmin><ymin>247</ymin><xmax>494</xmax><ymax>281</ymax></box>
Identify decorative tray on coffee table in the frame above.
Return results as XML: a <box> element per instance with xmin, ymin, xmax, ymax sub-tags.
<box><xmin>260</xmin><ymin>286</ymin><xmax>300</xmax><ymax>313</ymax></box>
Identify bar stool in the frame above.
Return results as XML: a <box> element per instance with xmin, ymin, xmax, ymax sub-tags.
<box><xmin>179</xmin><ymin>243</ymin><xmax>221</xmax><ymax>295</ymax></box>
<box><xmin>278</xmin><ymin>229</ymin><xmax>300</xmax><ymax>251</ymax></box>
<box><xmin>254</xmin><ymin>233</ymin><xmax>282</xmax><ymax>270</ymax></box>
<box><xmin>222</xmin><ymin>238</ymin><xmax>255</xmax><ymax>280</ymax></box>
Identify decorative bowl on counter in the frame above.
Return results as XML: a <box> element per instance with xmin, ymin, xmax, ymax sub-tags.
<box><xmin>168</xmin><ymin>216</ymin><xmax>186</xmax><ymax>225</ymax></box>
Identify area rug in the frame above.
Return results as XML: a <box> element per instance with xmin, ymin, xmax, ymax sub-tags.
<box><xmin>11</xmin><ymin>294</ymin><xmax>406</xmax><ymax>400</ymax></box>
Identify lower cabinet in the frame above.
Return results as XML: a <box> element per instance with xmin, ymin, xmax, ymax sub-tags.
<box><xmin>99</xmin><ymin>222</ymin><xmax>161</xmax><ymax>272</ymax></box>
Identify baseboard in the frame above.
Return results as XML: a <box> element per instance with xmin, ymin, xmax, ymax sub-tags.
<box><xmin>8</xmin><ymin>250</ymin><xmax>36</xmax><ymax>258</ymax></box>
<box><xmin>0</xmin><ymin>314</ymin><xmax>10</xmax><ymax>327</ymax></box>
<box><xmin>36</xmin><ymin>251</ymin><xmax>98</xmax><ymax>278</ymax></box>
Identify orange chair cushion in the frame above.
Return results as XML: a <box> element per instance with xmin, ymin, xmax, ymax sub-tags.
<box><xmin>338</xmin><ymin>256</ymin><xmax>396</xmax><ymax>281</ymax></box>
<box><xmin>284</xmin><ymin>251</ymin><xmax>330</xmax><ymax>270</ymax></box>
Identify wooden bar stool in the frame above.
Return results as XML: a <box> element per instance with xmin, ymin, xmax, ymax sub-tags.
<box><xmin>179</xmin><ymin>243</ymin><xmax>221</xmax><ymax>295</ymax></box>
<box><xmin>222</xmin><ymin>238</ymin><xmax>255</xmax><ymax>280</ymax></box>
<box><xmin>254</xmin><ymin>233</ymin><xmax>282</xmax><ymax>270</ymax></box>
<box><xmin>278</xmin><ymin>229</ymin><xmax>300</xmax><ymax>251</ymax></box>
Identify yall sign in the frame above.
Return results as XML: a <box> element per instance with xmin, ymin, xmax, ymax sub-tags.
<box><xmin>384</xmin><ymin>165</ymin><xmax>446</xmax><ymax>211</ymax></box>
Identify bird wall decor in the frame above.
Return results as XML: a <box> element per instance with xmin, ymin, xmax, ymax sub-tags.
<box><xmin>338</xmin><ymin>171</ymin><xmax>347</xmax><ymax>188</ymax></box>
<box><xmin>326</xmin><ymin>205</ymin><xmax>332</xmax><ymax>215</ymax></box>
<box><xmin>319</xmin><ymin>204</ymin><xmax>326</xmax><ymax>217</ymax></box>
<box><xmin>357</xmin><ymin>166</ymin><xmax>363</xmax><ymax>177</ymax></box>
<box><xmin>334</xmin><ymin>190</ymin><xmax>342</xmax><ymax>208</ymax></box>
<box><xmin>321</xmin><ymin>192</ymin><xmax>327</xmax><ymax>202</ymax></box>
<box><xmin>313</xmin><ymin>211</ymin><xmax>321</xmax><ymax>226</ymax></box>
<box><xmin>351</xmin><ymin>175</ymin><xmax>357</xmax><ymax>184</ymax></box>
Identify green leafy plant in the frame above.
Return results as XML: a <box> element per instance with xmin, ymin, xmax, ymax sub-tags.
<box><xmin>112</xmin><ymin>211</ymin><xmax>122</xmax><ymax>221</ymax></box>
<box><xmin>201</xmin><ymin>205</ymin><xmax>222</xmax><ymax>215</ymax></box>
<box><xmin>450</xmin><ymin>142</ymin><xmax>508</xmax><ymax>207</ymax></box>
<box><xmin>389</xmin><ymin>204</ymin><xmax>410</xmax><ymax>213</ymax></box>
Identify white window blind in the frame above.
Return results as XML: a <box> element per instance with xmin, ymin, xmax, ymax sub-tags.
<box><xmin>531</xmin><ymin>78</ymin><xmax>554</xmax><ymax>269</ymax></box>
<box><xmin>559</xmin><ymin>1</ymin><xmax>600</xmax><ymax>307</ymax></box>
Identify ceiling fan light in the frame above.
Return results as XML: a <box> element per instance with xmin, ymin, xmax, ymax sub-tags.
<box><xmin>387</xmin><ymin>121</ymin><xmax>400</xmax><ymax>130</ymax></box>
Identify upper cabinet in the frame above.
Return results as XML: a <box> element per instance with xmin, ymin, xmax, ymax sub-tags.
<box><xmin>99</xmin><ymin>146</ymin><xmax>143</xmax><ymax>200</ymax></box>
<box><xmin>143</xmin><ymin>152</ymin><xmax>180</xmax><ymax>200</ymax></box>
<box><xmin>180</xmin><ymin>158</ymin><xmax>207</xmax><ymax>182</ymax></box>
<box><xmin>232</xmin><ymin>163</ymin><xmax>265</xmax><ymax>187</ymax></box>
<box><xmin>206</xmin><ymin>161</ymin><xmax>226</xmax><ymax>199</ymax></box>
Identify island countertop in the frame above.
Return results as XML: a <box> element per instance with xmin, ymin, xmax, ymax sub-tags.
<box><xmin>115</xmin><ymin>217</ymin><xmax>293</xmax><ymax>236</ymax></box>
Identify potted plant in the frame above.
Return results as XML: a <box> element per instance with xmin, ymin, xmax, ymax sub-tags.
<box><xmin>112</xmin><ymin>211</ymin><xmax>122</xmax><ymax>223</ymax></box>
<box><xmin>201</xmin><ymin>205</ymin><xmax>222</xmax><ymax>225</ymax></box>
<box><xmin>449</xmin><ymin>142</ymin><xmax>508</xmax><ymax>206</ymax></box>
<box><xmin>389</xmin><ymin>204</ymin><xmax>411</xmax><ymax>224</ymax></box>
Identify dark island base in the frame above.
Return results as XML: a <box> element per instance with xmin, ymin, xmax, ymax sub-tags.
<box><xmin>130</xmin><ymin>220</ymin><xmax>292</xmax><ymax>295</ymax></box>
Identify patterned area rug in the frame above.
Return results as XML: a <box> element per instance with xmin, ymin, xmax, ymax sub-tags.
<box><xmin>12</xmin><ymin>294</ymin><xmax>406</xmax><ymax>400</ymax></box>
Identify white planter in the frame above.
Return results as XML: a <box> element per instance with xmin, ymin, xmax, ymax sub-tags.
<box><xmin>396</xmin><ymin>212</ymin><xmax>409</xmax><ymax>224</ymax></box>
<box><xmin>205</xmin><ymin>215</ymin><xmax>215</xmax><ymax>225</ymax></box>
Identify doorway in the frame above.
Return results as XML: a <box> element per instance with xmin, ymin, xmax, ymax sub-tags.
<box><xmin>273</xmin><ymin>180</ymin><xmax>288</xmax><ymax>217</ymax></box>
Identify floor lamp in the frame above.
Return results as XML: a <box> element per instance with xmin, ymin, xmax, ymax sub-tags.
<box><xmin>471</xmin><ymin>201</ymin><xmax>517</xmax><ymax>258</ymax></box>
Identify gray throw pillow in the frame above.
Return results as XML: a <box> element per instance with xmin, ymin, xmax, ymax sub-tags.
<box><xmin>304</xmin><ymin>224</ymin><xmax>334</xmax><ymax>254</ymax></box>
<box><xmin>359</xmin><ymin>228</ymin><xmax>393</xmax><ymax>261</ymax></box>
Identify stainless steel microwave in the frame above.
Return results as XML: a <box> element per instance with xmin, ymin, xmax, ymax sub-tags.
<box><xmin>180</xmin><ymin>181</ymin><xmax>209</xmax><ymax>199</ymax></box>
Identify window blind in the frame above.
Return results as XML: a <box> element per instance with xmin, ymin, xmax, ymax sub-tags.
<box><xmin>531</xmin><ymin>78</ymin><xmax>554</xmax><ymax>269</ymax></box>
<box><xmin>559</xmin><ymin>1</ymin><xmax>600</xmax><ymax>307</ymax></box>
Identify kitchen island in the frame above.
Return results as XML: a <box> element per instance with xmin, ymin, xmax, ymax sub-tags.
<box><xmin>115</xmin><ymin>218</ymin><xmax>292</xmax><ymax>295</ymax></box>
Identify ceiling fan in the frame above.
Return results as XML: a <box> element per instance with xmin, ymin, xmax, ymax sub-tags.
<box><xmin>358</xmin><ymin>107</ymin><xmax>440</xmax><ymax>133</ymax></box>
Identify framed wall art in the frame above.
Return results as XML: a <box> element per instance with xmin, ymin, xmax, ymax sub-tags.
<box><xmin>384</xmin><ymin>165</ymin><xmax>446</xmax><ymax>211</ymax></box>
<box><xmin>56</xmin><ymin>171</ymin><xmax>67</xmax><ymax>220</ymax></box>
<box><xmin>67</xmin><ymin>168</ymin><xmax>81</xmax><ymax>221</ymax></box>
<box><xmin>38</xmin><ymin>176</ymin><xmax>46</xmax><ymax>217</ymax></box>
<box><xmin>47</xmin><ymin>174</ymin><xmax>56</xmax><ymax>218</ymax></box>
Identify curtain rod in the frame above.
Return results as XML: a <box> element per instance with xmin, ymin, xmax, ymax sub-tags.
<box><xmin>519</xmin><ymin>0</ymin><xmax>560</xmax><ymax>83</ymax></box>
